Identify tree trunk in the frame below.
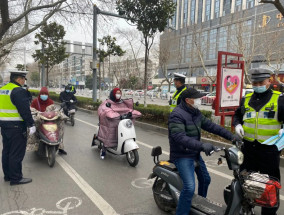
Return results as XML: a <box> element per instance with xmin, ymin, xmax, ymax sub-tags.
<box><xmin>99</xmin><ymin>62</ymin><xmax>101</xmax><ymax>101</ymax></box>
<box><xmin>46</xmin><ymin>62</ymin><xmax>49</xmax><ymax>87</ymax></box>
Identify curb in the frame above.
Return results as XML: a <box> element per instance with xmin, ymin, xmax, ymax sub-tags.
<box><xmin>62</xmin><ymin>103</ymin><xmax>284</xmax><ymax>167</ymax></box>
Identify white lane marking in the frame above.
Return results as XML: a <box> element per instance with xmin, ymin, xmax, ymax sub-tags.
<box><xmin>75</xmin><ymin>117</ymin><xmax>284</xmax><ymax>201</ymax></box>
<box><xmin>56</xmin><ymin>156</ymin><xmax>118</xmax><ymax>215</ymax></box>
<box><xmin>2</xmin><ymin>197</ymin><xmax>82</xmax><ymax>215</ymax></box>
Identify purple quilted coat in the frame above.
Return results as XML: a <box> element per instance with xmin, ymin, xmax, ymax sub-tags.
<box><xmin>97</xmin><ymin>99</ymin><xmax>141</xmax><ymax>148</ymax></box>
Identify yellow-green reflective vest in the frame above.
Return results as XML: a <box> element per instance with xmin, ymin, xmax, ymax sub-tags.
<box><xmin>0</xmin><ymin>83</ymin><xmax>23</xmax><ymax>121</ymax></box>
<box><xmin>243</xmin><ymin>90</ymin><xmax>282</xmax><ymax>143</ymax></box>
<box><xmin>170</xmin><ymin>86</ymin><xmax>187</xmax><ymax>112</ymax></box>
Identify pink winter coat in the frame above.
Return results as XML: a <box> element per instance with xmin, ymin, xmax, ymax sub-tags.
<box><xmin>97</xmin><ymin>99</ymin><xmax>141</xmax><ymax>148</ymax></box>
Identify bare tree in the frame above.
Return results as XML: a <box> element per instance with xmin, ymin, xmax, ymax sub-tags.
<box><xmin>0</xmin><ymin>0</ymin><xmax>112</xmax><ymax>60</ymax></box>
<box><xmin>260</xmin><ymin>0</ymin><xmax>284</xmax><ymax>17</ymax></box>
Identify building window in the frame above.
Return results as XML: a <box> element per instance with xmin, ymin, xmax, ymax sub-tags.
<box><xmin>179</xmin><ymin>37</ymin><xmax>185</xmax><ymax>63</ymax></box>
<box><xmin>198</xmin><ymin>0</ymin><xmax>203</xmax><ymax>23</ymax></box>
<box><xmin>183</xmin><ymin>0</ymin><xmax>189</xmax><ymax>27</ymax></box>
<box><xmin>205</xmin><ymin>0</ymin><xmax>211</xmax><ymax>21</ymax></box>
<box><xmin>209</xmin><ymin>29</ymin><xmax>217</xmax><ymax>60</ymax></box>
<box><xmin>218</xmin><ymin>26</ymin><xmax>228</xmax><ymax>52</ymax></box>
<box><xmin>246</xmin><ymin>0</ymin><xmax>254</xmax><ymax>9</ymax></box>
<box><xmin>178</xmin><ymin>0</ymin><xmax>183</xmax><ymax>29</ymax></box>
<box><xmin>235</xmin><ymin>0</ymin><xmax>242</xmax><ymax>12</ymax></box>
<box><xmin>215</xmin><ymin>0</ymin><xmax>220</xmax><ymax>18</ymax></box>
<box><xmin>201</xmin><ymin>31</ymin><xmax>208</xmax><ymax>60</ymax></box>
<box><xmin>190</xmin><ymin>0</ymin><xmax>196</xmax><ymax>24</ymax></box>
<box><xmin>185</xmin><ymin>35</ymin><xmax>192</xmax><ymax>63</ymax></box>
<box><xmin>171</xmin><ymin>0</ymin><xmax>177</xmax><ymax>28</ymax></box>
<box><xmin>223</xmin><ymin>0</ymin><xmax>231</xmax><ymax>16</ymax></box>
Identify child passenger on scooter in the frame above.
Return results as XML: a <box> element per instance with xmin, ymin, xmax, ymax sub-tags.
<box><xmin>168</xmin><ymin>88</ymin><xmax>240</xmax><ymax>215</ymax></box>
<box><xmin>29</xmin><ymin>87</ymin><xmax>67</xmax><ymax>155</ymax></box>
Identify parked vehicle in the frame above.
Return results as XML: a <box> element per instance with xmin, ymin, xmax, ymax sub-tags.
<box><xmin>34</xmin><ymin>111</ymin><xmax>63</xmax><ymax>167</ymax></box>
<box><xmin>134</xmin><ymin>90</ymin><xmax>144</xmax><ymax>97</ymax></box>
<box><xmin>201</xmin><ymin>91</ymin><xmax>216</xmax><ymax>105</ymax></box>
<box><xmin>148</xmin><ymin>142</ymin><xmax>281</xmax><ymax>214</ymax></box>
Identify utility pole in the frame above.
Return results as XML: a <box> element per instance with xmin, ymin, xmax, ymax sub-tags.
<box><xmin>41</xmin><ymin>43</ymin><xmax>45</xmax><ymax>87</ymax></box>
<box><xmin>92</xmin><ymin>5</ymin><xmax>126</xmax><ymax>102</ymax></box>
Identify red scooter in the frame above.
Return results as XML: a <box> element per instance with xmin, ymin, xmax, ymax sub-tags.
<box><xmin>36</xmin><ymin>111</ymin><xmax>63</xmax><ymax>167</ymax></box>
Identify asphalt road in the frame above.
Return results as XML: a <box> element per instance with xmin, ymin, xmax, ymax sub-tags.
<box><xmin>0</xmin><ymin>109</ymin><xmax>283</xmax><ymax>215</ymax></box>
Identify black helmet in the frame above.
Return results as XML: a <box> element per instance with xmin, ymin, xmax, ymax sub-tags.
<box><xmin>65</xmin><ymin>85</ymin><xmax>72</xmax><ymax>91</ymax></box>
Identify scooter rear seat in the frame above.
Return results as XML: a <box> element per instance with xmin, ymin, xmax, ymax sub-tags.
<box><xmin>158</xmin><ymin>161</ymin><xmax>177</xmax><ymax>171</ymax></box>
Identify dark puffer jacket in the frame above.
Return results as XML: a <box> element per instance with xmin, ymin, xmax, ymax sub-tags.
<box><xmin>169</xmin><ymin>101</ymin><xmax>233</xmax><ymax>161</ymax></box>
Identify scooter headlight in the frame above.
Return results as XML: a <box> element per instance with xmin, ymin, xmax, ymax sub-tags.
<box><xmin>237</xmin><ymin>151</ymin><xmax>244</xmax><ymax>165</ymax></box>
<box><xmin>125</xmin><ymin>119</ymin><xmax>133</xmax><ymax>128</ymax></box>
<box><xmin>42</xmin><ymin>124</ymin><xmax>58</xmax><ymax>132</ymax></box>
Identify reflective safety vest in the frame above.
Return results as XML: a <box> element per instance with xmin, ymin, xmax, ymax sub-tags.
<box><xmin>243</xmin><ymin>90</ymin><xmax>282</xmax><ymax>143</ymax></box>
<box><xmin>170</xmin><ymin>86</ymin><xmax>187</xmax><ymax>112</ymax></box>
<box><xmin>0</xmin><ymin>83</ymin><xmax>23</xmax><ymax>121</ymax></box>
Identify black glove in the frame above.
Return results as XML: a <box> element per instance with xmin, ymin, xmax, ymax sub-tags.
<box><xmin>201</xmin><ymin>142</ymin><xmax>215</xmax><ymax>156</ymax></box>
<box><xmin>231</xmin><ymin>134</ymin><xmax>242</xmax><ymax>145</ymax></box>
<box><xmin>127</xmin><ymin>112</ymin><xmax>132</xmax><ymax>117</ymax></box>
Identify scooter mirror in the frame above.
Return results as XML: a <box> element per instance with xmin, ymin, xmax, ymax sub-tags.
<box><xmin>151</xmin><ymin>146</ymin><xmax>162</xmax><ymax>156</ymax></box>
<box><xmin>106</xmin><ymin>102</ymin><xmax>111</xmax><ymax>108</ymax></box>
<box><xmin>135</xmin><ymin>101</ymin><xmax>139</xmax><ymax>106</ymax></box>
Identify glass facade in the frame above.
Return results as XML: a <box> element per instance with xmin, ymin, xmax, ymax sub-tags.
<box><xmin>223</xmin><ymin>0</ymin><xmax>231</xmax><ymax>16</ymax></box>
<box><xmin>209</xmin><ymin>29</ymin><xmax>217</xmax><ymax>60</ymax></box>
<box><xmin>197</xmin><ymin>0</ymin><xmax>203</xmax><ymax>23</ymax></box>
<box><xmin>215</xmin><ymin>0</ymin><xmax>220</xmax><ymax>18</ymax></box>
<box><xmin>246</xmin><ymin>0</ymin><xmax>254</xmax><ymax>9</ymax></box>
<box><xmin>185</xmin><ymin>35</ymin><xmax>192</xmax><ymax>63</ymax></box>
<box><xmin>190</xmin><ymin>0</ymin><xmax>196</xmax><ymax>24</ymax></box>
<box><xmin>201</xmin><ymin>31</ymin><xmax>208</xmax><ymax>59</ymax></box>
<box><xmin>205</xmin><ymin>0</ymin><xmax>211</xmax><ymax>21</ymax></box>
<box><xmin>218</xmin><ymin>26</ymin><xmax>228</xmax><ymax>51</ymax></box>
<box><xmin>172</xmin><ymin>0</ymin><xmax>177</xmax><ymax>28</ymax></box>
<box><xmin>183</xmin><ymin>0</ymin><xmax>188</xmax><ymax>27</ymax></box>
<box><xmin>235</xmin><ymin>0</ymin><xmax>242</xmax><ymax>12</ymax></box>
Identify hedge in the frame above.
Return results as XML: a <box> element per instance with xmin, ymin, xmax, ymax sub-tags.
<box><xmin>29</xmin><ymin>89</ymin><xmax>212</xmax><ymax>128</ymax></box>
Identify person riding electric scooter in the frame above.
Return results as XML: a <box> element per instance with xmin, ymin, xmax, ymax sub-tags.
<box><xmin>167</xmin><ymin>88</ymin><xmax>239</xmax><ymax>215</ymax></box>
<box><xmin>92</xmin><ymin>88</ymin><xmax>141</xmax><ymax>166</ymax></box>
<box><xmin>60</xmin><ymin>85</ymin><xmax>77</xmax><ymax>126</ymax></box>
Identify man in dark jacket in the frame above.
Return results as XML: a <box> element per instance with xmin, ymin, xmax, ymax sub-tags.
<box><xmin>169</xmin><ymin>88</ymin><xmax>236</xmax><ymax>215</ymax></box>
<box><xmin>60</xmin><ymin>85</ymin><xmax>77</xmax><ymax>117</ymax></box>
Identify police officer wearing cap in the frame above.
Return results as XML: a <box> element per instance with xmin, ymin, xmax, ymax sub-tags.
<box><xmin>233</xmin><ymin>68</ymin><xmax>284</xmax><ymax>215</ymax></box>
<box><xmin>169</xmin><ymin>73</ymin><xmax>187</xmax><ymax>112</ymax></box>
<box><xmin>0</xmin><ymin>71</ymin><xmax>35</xmax><ymax>185</ymax></box>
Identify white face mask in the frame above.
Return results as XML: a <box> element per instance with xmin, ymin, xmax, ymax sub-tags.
<box><xmin>194</xmin><ymin>98</ymin><xmax>201</xmax><ymax>106</ymax></box>
<box><xmin>115</xmin><ymin>94</ymin><xmax>121</xmax><ymax>99</ymax></box>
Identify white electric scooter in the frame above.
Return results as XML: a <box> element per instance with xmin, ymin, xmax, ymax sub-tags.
<box><xmin>92</xmin><ymin>101</ymin><xmax>141</xmax><ymax>167</ymax></box>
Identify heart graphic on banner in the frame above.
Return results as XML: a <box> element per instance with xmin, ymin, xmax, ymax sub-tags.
<box><xmin>224</xmin><ymin>75</ymin><xmax>240</xmax><ymax>95</ymax></box>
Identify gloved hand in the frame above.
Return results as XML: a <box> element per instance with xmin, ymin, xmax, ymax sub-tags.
<box><xmin>232</xmin><ymin>134</ymin><xmax>242</xmax><ymax>145</ymax></box>
<box><xmin>70</xmin><ymin>100</ymin><xmax>74</xmax><ymax>103</ymax></box>
<box><xmin>29</xmin><ymin>126</ymin><xmax>36</xmax><ymax>136</ymax></box>
<box><xmin>279</xmin><ymin>129</ymin><xmax>283</xmax><ymax>137</ymax></box>
<box><xmin>235</xmin><ymin>124</ymin><xmax>244</xmax><ymax>138</ymax></box>
<box><xmin>201</xmin><ymin>142</ymin><xmax>215</xmax><ymax>156</ymax></box>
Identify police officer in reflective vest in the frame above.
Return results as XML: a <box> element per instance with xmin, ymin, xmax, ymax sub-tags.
<box><xmin>170</xmin><ymin>73</ymin><xmax>187</xmax><ymax>112</ymax></box>
<box><xmin>233</xmin><ymin>68</ymin><xmax>284</xmax><ymax>215</ymax></box>
<box><xmin>0</xmin><ymin>71</ymin><xmax>35</xmax><ymax>185</ymax></box>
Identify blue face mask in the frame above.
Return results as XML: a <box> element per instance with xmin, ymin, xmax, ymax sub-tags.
<box><xmin>253</xmin><ymin>85</ymin><xmax>268</xmax><ymax>93</ymax></box>
<box><xmin>40</xmin><ymin>95</ymin><xmax>48</xmax><ymax>101</ymax></box>
<box><xmin>66</xmin><ymin>90</ymin><xmax>70</xmax><ymax>93</ymax></box>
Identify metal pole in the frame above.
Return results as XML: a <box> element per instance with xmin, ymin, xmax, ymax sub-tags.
<box><xmin>92</xmin><ymin>5</ymin><xmax>98</xmax><ymax>102</ymax></box>
<box><xmin>41</xmin><ymin>43</ymin><xmax>45</xmax><ymax>87</ymax></box>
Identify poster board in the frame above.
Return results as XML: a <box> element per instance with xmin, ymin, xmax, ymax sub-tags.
<box><xmin>220</xmin><ymin>68</ymin><xmax>242</xmax><ymax>107</ymax></box>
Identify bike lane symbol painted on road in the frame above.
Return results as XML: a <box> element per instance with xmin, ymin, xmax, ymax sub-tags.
<box><xmin>131</xmin><ymin>178</ymin><xmax>155</xmax><ymax>189</ymax></box>
<box><xmin>205</xmin><ymin>159</ymin><xmax>227</xmax><ymax>168</ymax></box>
<box><xmin>2</xmin><ymin>197</ymin><xmax>82</xmax><ymax>215</ymax></box>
